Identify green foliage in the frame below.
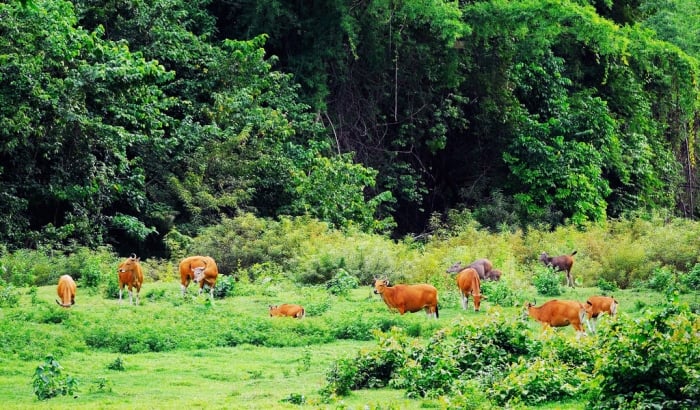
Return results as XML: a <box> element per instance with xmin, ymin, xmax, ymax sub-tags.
<box><xmin>597</xmin><ymin>277</ymin><xmax>619</xmax><ymax>293</ymax></box>
<box><xmin>212</xmin><ymin>275</ymin><xmax>236</xmax><ymax>299</ymax></box>
<box><xmin>106</xmin><ymin>356</ymin><xmax>125</xmax><ymax>371</ymax></box>
<box><xmin>0</xmin><ymin>279</ymin><xmax>20</xmax><ymax>307</ymax></box>
<box><xmin>646</xmin><ymin>267</ymin><xmax>676</xmax><ymax>291</ymax></box>
<box><xmin>531</xmin><ymin>265</ymin><xmax>563</xmax><ymax>296</ymax></box>
<box><xmin>325</xmin><ymin>269</ymin><xmax>359</xmax><ymax>296</ymax></box>
<box><xmin>32</xmin><ymin>355</ymin><xmax>79</xmax><ymax>400</ymax></box>
<box><xmin>682</xmin><ymin>264</ymin><xmax>700</xmax><ymax>292</ymax></box>
<box><xmin>480</xmin><ymin>279</ymin><xmax>517</xmax><ymax>307</ymax></box>
<box><xmin>588</xmin><ymin>305</ymin><xmax>700</xmax><ymax>409</ymax></box>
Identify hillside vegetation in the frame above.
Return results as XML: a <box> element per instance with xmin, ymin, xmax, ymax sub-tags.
<box><xmin>1</xmin><ymin>214</ymin><xmax>699</xmax><ymax>408</ymax></box>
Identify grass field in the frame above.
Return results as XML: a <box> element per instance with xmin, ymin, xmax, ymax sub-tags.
<box><xmin>0</xmin><ymin>279</ymin><xmax>696</xmax><ymax>409</ymax></box>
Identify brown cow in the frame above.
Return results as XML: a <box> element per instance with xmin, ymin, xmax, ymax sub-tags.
<box><xmin>55</xmin><ymin>275</ymin><xmax>76</xmax><ymax>308</ymax></box>
<box><xmin>486</xmin><ymin>269</ymin><xmax>502</xmax><ymax>281</ymax></box>
<box><xmin>373</xmin><ymin>278</ymin><xmax>439</xmax><ymax>319</ymax></box>
<box><xmin>539</xmin><ymin>250</ymin><xmax>577</xmax><ymax>288</ymax></box>
<box><xmin>524</xmin><ymin>299</ymin><xmax>587</xmax><ymax>335</ymax></box>
<box><xmin>179</xmin><ymin>256</ymin><xmax>219</xmax><ymax>300</ymax></box>
<box><xmin>447</xmin><ymin>259</ymin><xmax>494</xmax><ymax>281</ymax></box>
<box><xmin>117</xmin><ymin>253</ymin><xmax>144</xmax><ymax>305</ymax></box>
<box><xmin>454</xmin><ymin>267</ymin><xmax>486</xmax><ymax>311</ymax></box>
<box><xmin>269</xmin><ymin>304</ymin><xmax>305</xmax><ymax>319</ymax></box>
<box><xmin>584</xmin><ymin>295</ymin><xmax>618</xmax><ymax>333</ymax></box>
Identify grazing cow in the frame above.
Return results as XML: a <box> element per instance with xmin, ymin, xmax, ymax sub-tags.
<box><xmin>447</xmin><ymin>259</ymin><xmax>497</xmax><ymax>281</ymax></box>
<box><xmin>179</xmin><ymin>256</ymin><xmax>219</xmax><ymax>300</ymax></box>
<box><xmin>269</xmin><ymin>304</ymin><xmax>305</xmax><ymax>319</ymax></box>
<box><xmin>117</xmin><ymin>253</ymin><xmax>144</xmax><ymax>305</ymax></box>
<box><xmin>373</xmin><ymin>278</ymin><xmax>439</xmax><ymax>319</ymax></box>
<box><xmin>539</xmin><ymin>250</ymin><xmax>577</xmax><ymax>288</ymax></box>
<box><xmin>486</xmin><ymin>269</ymin><xmax>502</xmax><ymax>281</ymax></box>
<box><xmin>584</xmin><ymin>295</ymin><xmax>618</xmax><ymax>333</ymax></box>
<box><xmin>453</xmin><ymin>267</ymin><xmax>486</xmax><ymax>311</ymax></box>
<box><xmin>56</xmin><ymin>275</ymin><xmax>76</xmax><ymax>308</ymax></box>
<box><xmin>524</xmin><ymin>299</ymin><xmax>587</xmax><ymax>335</ymax></box>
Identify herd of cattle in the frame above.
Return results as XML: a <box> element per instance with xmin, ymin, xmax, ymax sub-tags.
<box><xmin>54</xmin><ymin>250</ymin><xmax>618</xmax><ymax>333</ymax></box>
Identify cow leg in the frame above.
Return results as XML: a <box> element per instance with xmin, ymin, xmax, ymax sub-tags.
<box><xmin>128</xmin><ymin>289</ymin><xmax>134</xmax><ymax>305</ymax></box>
<box><xmin>567</xmin><ymin>271</ymin><xmax>575</xmax><ymax>288</ymax></box>
<box><xmin>181</xmin><ymin>283</ymin><xmax>187</xmax><ymax>296</ymax></box>
<box><xmin>119</xmin><ymin>287</ymin><xmax>123</xmax><ymax>304</ymax></box>
<box><xmin>461</xmin><ymin>293</ymin><xmax>468</xmax><ymax>310</ymax></box>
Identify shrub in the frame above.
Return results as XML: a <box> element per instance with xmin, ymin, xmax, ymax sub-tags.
<box><xmin>646</xmin><ymin>267</ymin><xmax>676</xmax><ymax>291</ymax></box>
<box><xmin>597</xmin><ymin>277</ymin><xmax>618</xmax><ymax>293</ymax></box>
<box><xmin>213</xmin><ymin>275</ymin><xmax>236</xmax><ymax>298</ymax></box>
<box><xmin>587</xmin><ymin>304</ymin><xmax>700</xmax><ymax>409</ymax></box>
<box><xmin>681</xmin><ymin>264</ymin><xmax>700</xmax><ymax>292</ymax></box>
<box><xmin>0</xmin><ymin>279</ymin><xmax>20</xmax><ymax>307</ymax></box>
<box><xmin>480</xmin><ymin>280</ymin><xmax>517</xmax><ymax>307</ymax></box>
<box><xmin>107</xmin><ymin>356</ymin><xmax>125</xmax><ymax>371</ymax></box>
<box><xmin>32</xmin><ymin>355</ymin><xmax>79</xmax><ymax>400</ymax></box>
<box><xmin>531</xmin><ymin>265</ymin><xmax>562</xmax><ymax>296</ymax></box>
<box><xmin>325</xmin><ymin>268</ymin><xmax>359</xmax><ymax>296</ymax></box>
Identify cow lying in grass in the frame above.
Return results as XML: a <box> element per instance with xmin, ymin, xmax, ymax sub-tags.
<box><xmin>373</xmin><ymin>278</ymin><xmax>439</xmax><ymax>319</ymax></box>
<box><xmin>269</xmin><ymin>304</ymin><xmax>305</xmax><ymax>319</ymax></box>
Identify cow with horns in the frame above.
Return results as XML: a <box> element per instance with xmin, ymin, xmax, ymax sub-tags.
<box><xmin>117</xmin><ymin>253</ymin><xmax>144</xmax><ymax>305</ymax></box>
<box><xmin>179</xmin><ymin>255</ymin><xmax>219</xmax><ymax>301</ymax></box>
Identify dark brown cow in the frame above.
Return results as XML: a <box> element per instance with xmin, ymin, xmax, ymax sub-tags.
<box><xmin>454</xmin><ymin>267</ymin><xmax>486</xmax><ymax>311</ymax></box>
<box><xmin>269</xmin><ymin>304</ymin><xmax>305</xmax><ymax>319</ymax></box>
<box><xmin>539</xmin><ymin>250</ymin><xmax>577</xmax><ymax>288</ymax></box>
<box><xmin>56</xmin><ymin>275</ymin><xmax>76</xmax><ymax>308</ymax></box>
<box><xmin>117</xmin><ymin>253</ymin><xmax>144</xmax><ymax>305</ymax></box>
<box><xmin>584</xmin><ymin>295</ymin><xmax>618</xmax><ymax>333</ymax></box>
<box><xmin>447</xmin><ymin>259</ymin><xmax>497</xmax><ymax>281</ymax></box>
<box><xmin>486</xmin><ymin>269</ymin><xmax>502</xmax><ymax>281</ymax></box>
<box><xmin>524</xmin><ymin>299</ymin><xmax>586</xmax><ymax>335</ymax></box>
<box><xmin>373</xmin><ymin>278</ymin><xmax>439</xmax><ymax>319</ymax></box>
<box><xmin>179</xmin><ymin>255</ymin><xmax>219</xmax><ymax>300</ymax></box>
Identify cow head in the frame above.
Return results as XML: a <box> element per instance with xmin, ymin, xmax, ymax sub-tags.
<box><xmin>118</xmin><ymin>254</ymin><xmax>140</xmax><ymax>274</ymax></box>
<box><xmin>472</xmin><ymin>292</ymin><xmax>487</xmax><ymax>311</ymax></box>
<box><xmin>446</xmin><ymin>262</ymin><xmax>463</xmax><ymax>274</ymax></box>
<box><xmin>193</xmin><ymin>266</ymin><xmax>206</xmax><ymax>283</ymax></box>
<box><xmin>372</xmin><ymin>278</ymin><xmax>390</xmax><ymax>295</ymax></box>
<box><xmin>269</xmin><ymin>305</ymin><xmax>278</xmax><ymax>316</ymax></box>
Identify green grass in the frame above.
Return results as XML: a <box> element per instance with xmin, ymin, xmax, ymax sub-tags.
<box><xmin>0</xmin><ymin>280</ymin><xmax>696</xmax><ymax>409</ymax></box>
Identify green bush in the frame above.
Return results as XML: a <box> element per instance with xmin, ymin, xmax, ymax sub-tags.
<box><xmin>481</xmin><ymin>280</ymin><xmax>517</xmax><ymax>307</ymax></box>
<box><xmin>493</xmin><ymin>357</ymin><xmax>585</xmax><ymax>406</ymax></box>
<box><xmin>0</xmin><ymin>279</ymin><xmax>20</xmax><ymax>307</ymax></box>
<box><xmin>681</xmin><ymin>263</ymin><xmax>700</xmax><ymax>292</ymax></box>
<box><xmin>325</xmin><ymin>269</ymin><xmax>359</xmax><ymax>296</ymax></box>
<box><xmin>646</xmin><ymin>267</ymin><xmax>676</xmax><ymax>291</ymax></box>
<box><xmin>531</xmin><ymin>265</ymin><xmax>562</xmax><ymax>296</ymax></box>
<box><xmin>587</xmin><ymin>305</ymin><xmax>700</xmax><ymax>409</ymax></box>
<box><xmin>32</xmin><ymin>355</ymin><xmax>79</xmax><ymax>400</ymax></box>
<box><xmin>213</xmin><ymin>275</ymin><xmax>236</xmax><ymax>298</ymax></box>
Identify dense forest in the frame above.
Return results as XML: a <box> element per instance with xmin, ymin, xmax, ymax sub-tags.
<box><xmin>1</xmin><ymin>0</ymin><xmax>699</xmax><ymax>256</ymax></box>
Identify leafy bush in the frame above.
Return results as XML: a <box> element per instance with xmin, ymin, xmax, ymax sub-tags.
<box><xmin>325</xmin><ymin>269</ymin><xmax>359</xmax><ymax>296</ymax></box>
<box><xmin>493</xmin><ymin>357</ymin><xmax>585</xmax><ymax>406</ymax></box>
<box><xmin>646</xmin><ymin>267</ymin><xmax>676</xmax><ymax>291</ymax></box>
<box><xmin>597</xmin><ymin>277</ymin><xmax>618</xmax><ymax>293</ymax></box>
<box><xmin>480</xmin><ymin>280</ymin><xmax>517</xmax><ymax>306</ymax></box>
<box><xmin>681</xmin><ymin>263</ymin><xmax>700</xmax><ymax>292</ymax></box>
<box><xmin>0</xmin><ymin>279</ymin><xmax>20</xmax><ymax>307</ymax></box>
<box><xmin>32</xmin><ymin>355</ymin><xmax>79</xmax><ymax>400</ymax></box>
<box><xmin>107</xmin><ymin>356</ymin><xmax>125</xmax><ymax>371</ymax></box>
<box><xmin>588</xmin><ymin>305</ymin><xmax>700</xmax><ymax>409</ymax></box>
<box><xmin>213</xmin><ymin>275</ymin><xmax>236</xmax><ymax>298</ymax></box>
<box><xmin>531</xmin><ymin>265</ymin><xmax>562</xmax><ymax>296</ymax></box>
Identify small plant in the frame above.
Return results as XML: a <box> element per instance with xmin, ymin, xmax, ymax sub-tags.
<box><xmin>325</xmin><ymin>268</ymin><xmax>359</xmax><ymax>296</ymax></box>
<box><xmin>281</xmin><ymin>392</ymin><xmax>306</xmax><ymax>405</ymax></box>
<box><xmin>597</xmin><ymin>277</ymin><xmax>618</xmax><ymax>293</ymax></box>
<box><xmin>296</xmin><ymin>348</ymin><xmax>312</xmax><ymax>375</ymax></box>
<box><xmin>107</xmin><ymin>356</ymin><xmax>125</xmax><ymax>371</ymax></box>
<box><xmin>481</xmin><ymin>280</ymin><xmax>517</xmax><ymax>306</ymax></box>
<box><xmin>28</xmin><ymin>286</ymin><xmax>38</xmax><ymax>304</ymax></box>
<box><xmin>32</xmin><ymin>355</ymin><xmax>79</xmax><ymax>400</ymax></box>
<box><xmin>531</xmin><ymin>265</ymin><xmax>562</xmax><ymax>296</ymax></box>
<box><xmin>0</xmin><ymin>279</ymin><xmax>20</xmax><ymax>307</ymax></box>
<box><xmin>213</xmin><ymin>275</ymin><xmax>236</xmax><ymax>298</ymax></box>
<box><xmin>646</xmin><ymin>267</ymin><xmax>675</xmax><ymax>291</ymax></box>
<box><xmin>90</xmin><ymin>377</ymin><xmax>112</xmax><ymax>392</ymax></box>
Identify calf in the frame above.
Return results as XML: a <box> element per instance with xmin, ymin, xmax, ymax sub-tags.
<box><xmin>524</xmin><ymin>299</ymin><xmax>586</xmax><ymax>335</ymax></box>
<box><xmin>539</xmin><ymin>250</ymin><xmax>577</xmax><ymax>287</ymax></box>
<box><xmin>269</xmin><ymin>304</ymin><xmax>305</xmax><ymax>319</ymax></box>
<box><xmin>373</xmin><ymin>278</ymin><xmax>439</xmax><ymax>319</ymax></box>
<box><xmin>454</xmin><ymin>267</ymin><xmax>486</xmax><ymax>311</ymax></box>
<box><xmin>56</xmin><ymin>275</ymin><xmax>76</xmax><ymax>308</ymax></box>
<box><xmin>584</xmin><ymin>295</ymin><xmax>618</xmax><ymax>333</ymax></box>
<box><xmin>117</xmin><ymin>253</ymin><xmax>144</xmax><ymax>305</ymax></box>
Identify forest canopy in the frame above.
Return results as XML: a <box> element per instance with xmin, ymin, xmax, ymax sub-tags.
<box><xmin>0</xmin><ymin>0</ymin><xmax>698</xmax><ymax>255</ymax></box>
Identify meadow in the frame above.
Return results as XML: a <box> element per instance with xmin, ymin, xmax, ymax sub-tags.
<box><xmin>1</xmin><ymin>214</ymin><xmax>700</xmax><ymax>408</ymax></box>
